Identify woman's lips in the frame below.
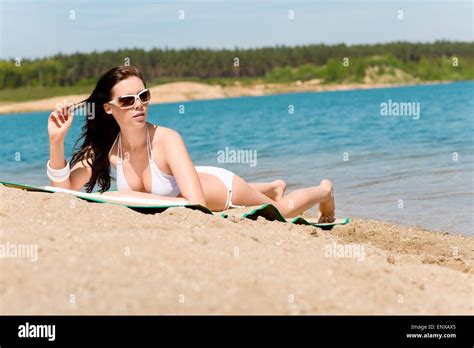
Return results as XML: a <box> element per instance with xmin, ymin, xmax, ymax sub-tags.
<box><xmin>133</xmin><ymin>113</ymin><xmax>145</xmax><ymax>118</ymax></box>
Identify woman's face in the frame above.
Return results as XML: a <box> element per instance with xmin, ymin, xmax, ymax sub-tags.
<box><xmin>103</xmin><ymin>76</ymin><xmax>149</xmax><ymax>126</ymax></box>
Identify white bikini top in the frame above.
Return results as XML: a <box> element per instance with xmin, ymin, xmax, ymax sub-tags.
<box><xmin>109</xmin><ymin>124</ymin><xmax>181</xmax><ymax>197</ymax></box>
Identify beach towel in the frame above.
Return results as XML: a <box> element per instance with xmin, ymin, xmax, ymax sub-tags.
<box><xmin>220</xmin><ymin>204</ymin><xmax>350</xmax><ymax>230</ymax></box>
<box><xmin>0</xmin><ymin>181</ymin><xmax>349</xmax><ymax>230</ymax></box>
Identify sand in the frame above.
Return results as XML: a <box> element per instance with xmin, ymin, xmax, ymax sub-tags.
<box><xmin>0</xmin><ymin>80</ymin><xmax>447</xmax><ymax>115</ymax></box>
<box><xmin>0</xmin><ymin>185</ymin><xmax>472</xmax><ymax>314</ymax></box>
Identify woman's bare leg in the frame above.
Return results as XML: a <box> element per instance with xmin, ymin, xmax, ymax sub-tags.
<box><xmin>197</xmin><ymin>175</ymin><xmax>288</xmax><ymax>211</ymax></box>
<box><xmin>232</xmin><ymin>175</ymin><xmax>335</xmax><ymax>221</ymax></box>
<box><xmin>315</xmin><ymin>180</ymin><xmax>335</xmax><ymax>223</ymax></box>
<box><xmin>103</xmin><ymin>176</ymin><xmax>335</xmax><ymax>222</ymax></box>
<box><xmin>249</xmin><ymin>180</ymin><xmax>286</xmax><ymax>201</ymax></box>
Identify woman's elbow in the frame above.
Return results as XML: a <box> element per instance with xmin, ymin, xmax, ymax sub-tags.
<box><xmin>49</xmin><ymin>179</ymin><xmax>72</xmax><ymax>189</ymax></box>
<box><xmin>189</xmin><ymin>198</ymin><xmax>207</xmax><ymax>207</ymax></box>
<box><xmin>185</xmin><ymin>195</ymin><xmax>207</xmax><ymax>207</ymax></box>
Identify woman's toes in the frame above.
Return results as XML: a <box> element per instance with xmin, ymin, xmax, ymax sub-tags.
<box><xmin>318</xmin><ymin>214</ymin><xmax>335</xmax><ymax>223</ymax></box>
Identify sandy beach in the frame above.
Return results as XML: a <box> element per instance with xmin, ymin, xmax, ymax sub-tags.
<box><xmin>0</xmin><ymin>80</ymin><xmax>446</xmax><ymax>115</ymax></box>
<box><xmin>0</xmin><ymin>185</ymin><xmax>472</xmax><ymax>315</ymax></box>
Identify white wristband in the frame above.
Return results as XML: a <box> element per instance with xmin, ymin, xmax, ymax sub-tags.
<box><xmin>47</xmin><ymin>160</ymin><xmax>71</xmax><ymax>183</ymax></box>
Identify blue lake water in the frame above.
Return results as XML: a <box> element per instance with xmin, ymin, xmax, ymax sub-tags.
<box><xmin>1</xmin><ymin>81</ymin><xmax>473</xmax><ymax>235</ymax></box>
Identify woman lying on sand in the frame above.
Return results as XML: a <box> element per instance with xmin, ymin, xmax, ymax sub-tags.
<box><xmin>47</xmin><ymin>66</ymin><xmax>335</xmax><ymax>221</ymax></box>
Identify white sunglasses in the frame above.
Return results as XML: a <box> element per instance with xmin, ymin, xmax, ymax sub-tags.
<box><xmin>108</xmin><ymin>89</ymin><xmax>151</xmax><ymax>109</ymax></box>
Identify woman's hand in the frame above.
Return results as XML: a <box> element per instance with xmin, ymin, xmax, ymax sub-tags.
<box><xmin>48</xmin><ymin>103</ymin><xmax>74</xmax><ymax>144</ymax></box>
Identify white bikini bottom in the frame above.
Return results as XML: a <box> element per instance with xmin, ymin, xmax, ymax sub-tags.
<box><xmin>195</xmin><ymin>166</ymin><xmax>244</xmax><ymax>209</ymax></box>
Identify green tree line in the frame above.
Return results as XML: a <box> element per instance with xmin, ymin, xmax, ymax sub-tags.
<box><xmin>0</xmin><ymin>41</ymin><xmax>473</xmax><ymax>89</ymax></box>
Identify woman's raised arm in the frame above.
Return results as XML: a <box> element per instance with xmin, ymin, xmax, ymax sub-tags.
<box><xmin>47</xmin><ymin>103</ymin><xmax>92</xmax><ymax>191</ymax></box>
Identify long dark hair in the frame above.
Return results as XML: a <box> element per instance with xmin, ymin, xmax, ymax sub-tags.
<box><xmin>70</xmin><ymin>65</ymin><xmax>146</xmax><ymax>193</ymax></box>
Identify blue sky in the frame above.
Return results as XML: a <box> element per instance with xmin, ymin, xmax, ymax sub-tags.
<box><xmin>1</xmin><ymin>0</ymin><xmax>472</xmax><ymax>59</ymax></box>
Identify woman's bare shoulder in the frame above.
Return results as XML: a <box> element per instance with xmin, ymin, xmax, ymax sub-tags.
<box><xmin>152</xmin><ymin>124</ymin><xmax>182</xmax><ymax>144</ymax></box>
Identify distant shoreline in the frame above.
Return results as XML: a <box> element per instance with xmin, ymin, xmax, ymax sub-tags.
<box><xmin>0</xmin><ymin>79</ymin><xmax>455</xmax><ymax>115</ymax></box>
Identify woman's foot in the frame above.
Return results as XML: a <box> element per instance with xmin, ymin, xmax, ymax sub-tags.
<box><xmin>273</xmin><ymin>179</ymin><xmax>286</xmax><ymax>201</ymax></box>
<box><xmin>317</xmin><ymin>179</ymin><xmax>335</xmax><ymax>223</ymax></box>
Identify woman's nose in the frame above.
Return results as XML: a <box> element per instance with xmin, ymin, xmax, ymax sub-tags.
<box><xmin>134</xmin><ymin>98</ymin><xmax>144</xmax><ymax>109</ymax></box>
